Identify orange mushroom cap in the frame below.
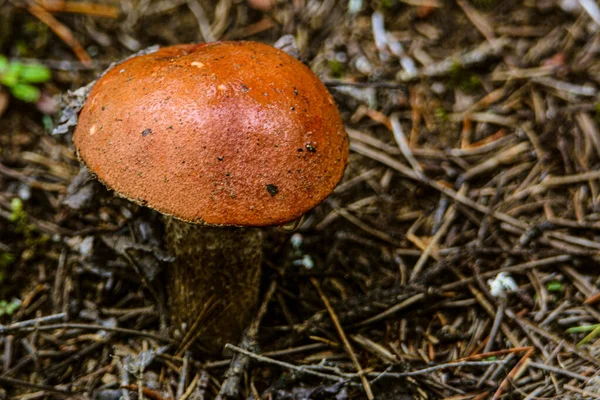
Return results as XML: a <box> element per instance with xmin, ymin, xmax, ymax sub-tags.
<box><xmin>74</xmin><ymin>41</ymin><xmax>349</xmax><ymax>226</ymax></box>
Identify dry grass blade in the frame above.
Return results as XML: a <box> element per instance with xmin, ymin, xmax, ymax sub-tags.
<box><xmin>459</xmin><ymin>142</ymin><xmax>530</xmax><ymax>182</ymax></box>
<box><xmin>175</xmin><ymin>294</ymin><xmax>220</xmax><ymax>356</ymax></box>
<box><xmin>349</xmin><ymin>140</ymin><xmax>420</xmax><ymax>181</ymax></box>
<box><xmin>491</xmin><ymin>347</ymin><xmax>533</xmax><ymax>400</ymax></box>
<box><xmin>352</xmin><ymin>293</ymin><xmax>426</xmax><ymax>328</ymax></box>
<box><xmin>350</xmin><ymin>136</ymin><xmax>530</xmax><ymax>230</ymax></box>
<box><xmin>390</xmin><ymin>113</ymin><xmax>424</xmax><ymax>178</ymax></box>
<box><xmin>563</xmin><ymin>384</ymin><xmax>600</xmax><ymax>399</ymax></box>
<box><xmin>456</xmin><ymin>0</ymin><xmax>495</xmax><ymax>42</ymax></box>
<box><xmin>26</xmin><ymin>3</ymin><xmax>92</xmax><ymax>66</ymax></box>
<box><xmin>224</xmin><ymin>344</ymin><xmax>345</xmax><ymax>382</ymax></box>
<box><xmin>0</xmin><ymin>376</ymin><xmax>76</xmax><ymax>396</ymax></box>
<box><xmin>311</xmin><ymin>277</ymin><xmax>374</xmax><ymax>400</ymax></box>
<box><xmin>505</xmin><ymin>309</ymin><xmax>600</xmax><ymax>367</ymax></box>
<box><xmin>410</xmin><ymin>202</ymin><xmax>458</xmax><ymax>282</ymax></box>
<box><xmin>38</xmin><ymin>1</ymin><xmax>120</xmax><ymax>18</ymax></box>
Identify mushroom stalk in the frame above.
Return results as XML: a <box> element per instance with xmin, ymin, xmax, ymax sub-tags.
<box><xmin>165</xmin><ymin>217</ymin><xmax>262</xmax><ymax>352</ymax></box>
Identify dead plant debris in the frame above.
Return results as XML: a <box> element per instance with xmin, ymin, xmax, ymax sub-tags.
<box><xmin>1</xmin><ymin>0</ymin><xmax>600</xmax><ymax>399</ymax></box>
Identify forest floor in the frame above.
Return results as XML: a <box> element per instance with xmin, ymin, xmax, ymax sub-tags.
<box><xmin>1</xmin><ymin>0</ymin><xmax>600</xmax><ymax>399</ymax></box>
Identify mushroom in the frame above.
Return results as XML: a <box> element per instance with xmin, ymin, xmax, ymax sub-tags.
<box><xmin>73</xmin><ymin>41</ymin><xmax>348</xmax><ymax>352</ymax></box>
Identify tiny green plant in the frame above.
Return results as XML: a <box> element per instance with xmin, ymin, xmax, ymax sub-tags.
<box><xmin>380</xmin><ymin>0</ymin><xmax>398</xmax><ymax>8</ymax></box>
<box><xmin>566</xmin><ymin>324</ymin><xmax>600</xmax><ymax>346</ymax></box>
<box><xmin>566</xmin><ymin>324</ymin><xmax>599</xmax><ymax>334</ymax></box>
<box><xmin>0</xmin><ymin>299</ymin><xmax>20</xmax><ymax>317</ymax></box>
<box><xmin>10</xmin><ymin>198</ymin><xmax>27</xmax><ymax>224</ymax></box>
<box><xmin>546</xmin><ymin>281</ymin><xmax>564</xmax><ymax>292</ymax></box>
<box><xmin>434</xmin><ymin>107</ymin><xmax>449</xmax><ymax>121</ymax></box>
<box><xmin>328</xmin><ymin>59</ymin><xmax>345</xmax><ymax>78</ymax></box>
<box><xmin>448</xmin><ymin>62</ymin><xmax>482</xmax><ymax>93</ymax></box>
<box><xmin>8</xmin><ymin>198</ymin><xmax>49</xmax><ymax>256</ymax></box>
<box><xmin>10</xmin><ymin>198</ymin><xmax>34</xmax><ymax>238</ymax></box>
<box><xmin>0</xmin><ymin>55</ymin><xmax>51</xmax><ymax>103</ymax></box>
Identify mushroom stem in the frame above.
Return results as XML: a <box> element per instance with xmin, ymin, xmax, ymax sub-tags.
<box><xmin>164</xmin><ymin>217</ymin><xmax>262</xmax><ymax>353</ymax></box>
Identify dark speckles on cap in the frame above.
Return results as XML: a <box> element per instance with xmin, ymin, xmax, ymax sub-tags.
<box><xmin>266</xmin><ymin>184</ymin><xmax>279</xmax><ymax>196</ymax></box>
<box><xmin>142</xmin><ymin>128</ymin><xmax>152</xmax><ymax>137</ymax></box>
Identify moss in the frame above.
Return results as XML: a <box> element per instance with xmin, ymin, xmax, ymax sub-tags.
<box><xmin>380</xmin><ymin>0</ymin><xmax>398</xmax><ymax>8</ymax></box>
<box><xmin>434</xmin><ymin>107</ymin><xmax>450</xmax><ymax>121</ymax></box>
<box><xmin>448</xmin><ymin>62</ymin><xmax>482</xmax><ymax>93</ymax></box>
<box><xmin>328</xmin><ymin>59</ymin><xmax>345</xmax><ymax>78</ymax></box>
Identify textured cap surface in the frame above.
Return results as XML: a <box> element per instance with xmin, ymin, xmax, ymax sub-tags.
<box><xmin>74</xmin><ymin>41</ymin><xmax>348</xmax><ymax>226</ymax></box>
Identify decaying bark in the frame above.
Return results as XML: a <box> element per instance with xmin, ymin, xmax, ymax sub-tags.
<box><xmin>165</xmin><ymin>218</ymin><xmax>262</xmax><ymax>353</ymax></box>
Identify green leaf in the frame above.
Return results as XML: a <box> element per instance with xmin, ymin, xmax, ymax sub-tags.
<box><xmin>19</xmin><ymin>63</ymin><xmax>51</xmax><ymax>83</ymax></box>
<box><xmin>0</xmin><ymin>62</ymin><xmax>22</xmax><ymax>88</ymax></box>
<box><xmin>566</xmin><ymin>324</ymin><xmax>600</xmax><ymax>333</ymax></box>
<box><xmin>578</xmin><ymin>324</ymin><xmax>600</xmax><ymax>346</ymax></box>
<box><xmin>0</xmin><ymin>299</ymin><xmax>19</xmax><ymax>316</ymax></box>
<box><xmin>328</xmin><ymin>60</ymin><xmax>345</xmax><ymax>78</ymax></box>
<box><xmin>546</xmin><ymin>281</ymin><xmax>563</xmax><ymax>292</ymax></box>
<box><xmin>10</xmin><ymin>83</ymin><xmax>41</xmax><ymax>103</ymax></box>
<box><xmin>435</xmin><ymin>107</ymin><xmax>449</xmax><ymax>121</ymax></box>
<box><xmin>10</xmin><ymin>197</ymin><xmax>23</xmax><ymax>221</ymax></box>
<box><xmin>5</xmin><ymin>300</ymin><xmax>20</xmax><ymax>315</ymax></box>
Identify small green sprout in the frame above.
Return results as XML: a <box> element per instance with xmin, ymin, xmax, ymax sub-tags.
<box><xmin>566</xmin><ymin>324</ymin><xmax>600</xmax><ymax>346</ymax></box>
<box><xmin>328</xmin><ymin>59</ymin><xmax>345</xmax><ymax>78</ymax></box>
<box><xmin>434</xmin><ymin>107</ymin><xmax>449</xmax><ymax>121</ymax></box>
<box><xmin>0</xmin><ymin>299</ymin><xmax>20</xmax><ymax>317</ymax></box>
<box><xmin>448</xmin><ymin>62</ymin><xmax>482</xmax><ymax>93</ymax></box>
<box><xmin>10</xmin><ymin>197</ymin><xmax>25</xmax><ymax>223</ymax></box>
<box><xmin>9</xmin><ymin>197</ymin><xmax>35</xmax><ymax>238</ymax></box>
<box><xmin>0</xmin><ymin>55</ymin><xmax>51</xmax><ymax>103</ymax></box>
<box><xmin>18</xmin><ymin>63</ymin><xmax>51</xmax><ymax>83</ymax></box>
<box><xmin>546</xmin><ymin>281</ymin><xmax>564</xmax><ymax>292</ymax></box>
<box><xmin>566</xmin><ymin>324</ymin><xmax>599</xmax><ymax>334</ymax></box>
